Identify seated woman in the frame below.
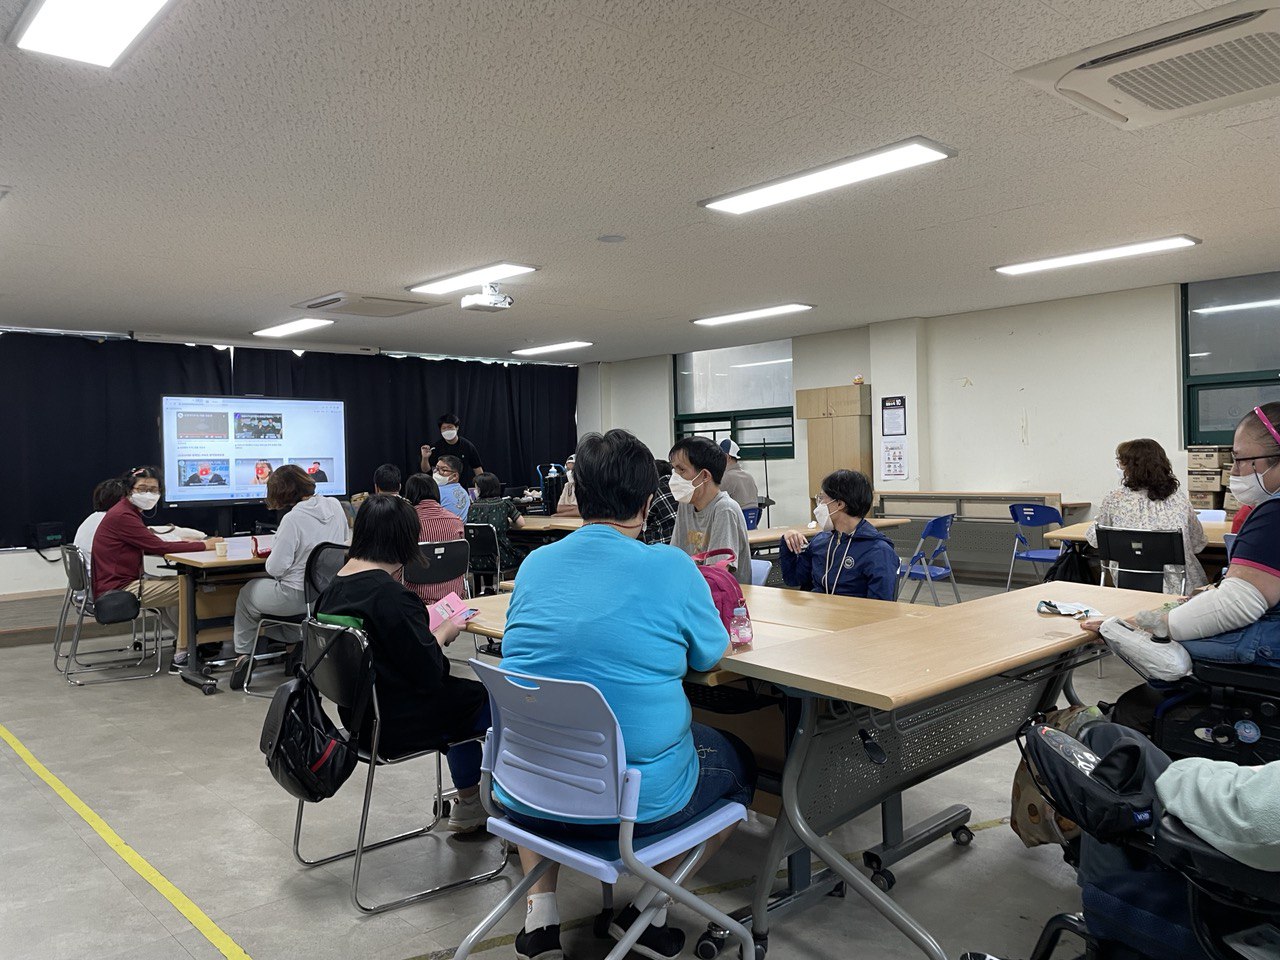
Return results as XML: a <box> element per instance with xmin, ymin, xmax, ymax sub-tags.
<box><xmin>432</xmin><ymin>455</ymin><xmax>472</xmax><ymax>521</ymax></box>
<box><xmin>402</xmin><ymin>473</ymin><xmax>465</xmax><ymax>606</ymax></box>
<box><xmin>229</xmin><ymin>464</ymin><xmax>349</xmax><ymax>690</ymax></box>
<box><xmin>74</xmin><ymin>478</ymin><xmax>128</xmax><ymax>571</ymax></box>
<box><xmin>1086</xmin><ymin>438</ymin><xmax>1208</xmax><ymax>593</ymax></box>
<box><xmin>498</xmin><ymin>429</ymin><xmax>756</xmax><ymax>960</ymax></box>
<box><xmin>314</xmin><ymin>494</ymin><xmax>489</xmax><ymax>833</ymax></box>
<box><xmin>465</xmin><ymin>471</ymin><xmax>526</xmax><ymax>578</ymax></box>
<box><xmin>778</xmin><ymin>469</ymin><xmax>899</xmax><ymax>600</ymax></box>
<box><xmin>90</xmin><ymin>466</ymin><xmax>221</xmax><ymax>669</ymax></box>
<box><xmin>1084</xmin><ymin>405</ymin><xmax>1280</xmax><ymax>727</ymax></box>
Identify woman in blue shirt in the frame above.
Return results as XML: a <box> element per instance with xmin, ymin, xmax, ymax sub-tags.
<box><xmin>779</xmin><ymin>469</ymin><xmax>900</xmax><ymax>601</ymax></box>
<box><xmin>498</xmin><ymin>429</ymin><xmax>756</xmax><ymax>960</ymax></box>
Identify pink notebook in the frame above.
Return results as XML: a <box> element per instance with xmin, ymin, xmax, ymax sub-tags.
<box><xmin>428</xmin><ymin>592</ymin><xmax>478</xmax><ymax>632</ymax></box>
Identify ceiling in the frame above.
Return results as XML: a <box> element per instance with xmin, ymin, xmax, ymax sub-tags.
<box><xmin>1</xmin><ymin>0</ymin><xmax>1278</xmax><ymax>363</ymax></box>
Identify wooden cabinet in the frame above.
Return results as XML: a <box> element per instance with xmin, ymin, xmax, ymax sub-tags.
<box><xmin>795</xmin><ymin>387</ymin><xmax>830</xmax><ymax>420</ymax></box>
<box><xmin>797</xmin><ymin>384</ymin><xmax>873</xmax><ymax>497</ymax></box>
<box><xmin>795</xmin><ymin>384</ymin><xmax>870</xmax><ymax>419</ymax></box>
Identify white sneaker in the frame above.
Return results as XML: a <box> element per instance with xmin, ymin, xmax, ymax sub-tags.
<box><xmin>446</xmin><ymin>794</ymin><xmax>487</xmax><ymax>833</ymax></box>
<box><xmin>1100</xmin><ymin>617</ymin><xmax>1192</xmax><ymax>681</ymax></box>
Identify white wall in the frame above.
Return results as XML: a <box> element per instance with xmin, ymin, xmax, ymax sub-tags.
<box><xmin>573</xmin><ymin>355</ymin><xmax>675</xmax><ymax>458</ymax></box>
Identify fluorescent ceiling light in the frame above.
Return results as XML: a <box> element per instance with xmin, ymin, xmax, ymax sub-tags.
<box><xmin>1188</xmin><ymin>352</ymin><xmax>1212</xmax><ymax>358</ymax></box>
<box><xmin>410</xmin><ymin>262</ymin><xmax>536</xmax><ymax>296</ymax></box>
<box><xmin>12</xmin><ymin>0</ymin><xmax>174</xmax><ymax>68</ymax></box>
<box><xmin>693</xmin><ymin>303</ymin><xmax>812</xmax><ymax>327</ymax></box>
<box><xmin>730</xmin><ymin>358</ymin><xmax>793</xmax><ymax>369</ymax></box>
<box><xmin>1192</xmin><ymin>298</ymin><xmax>1280</xmax><ymax>315</ymax></box>
<box><xmin>701</xmin><ymin>137</ymin><xmax>956</xmax><ymax>215</ymax></box>
<box><xmin>253</xmin><ymin>318</ymin><xmax>334</xmax><ymax>339</ymax></box>
<box><xmin>994</xmin><ymin>235</ymin><xmax>1199</xmax><ymax>276</ymax></box>
<box><xmin>511</xmin><ymin>340</ymin><xmax>592</xmax><ymax>357</ymax></box>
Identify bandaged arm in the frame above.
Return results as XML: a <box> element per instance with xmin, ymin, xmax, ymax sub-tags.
<box><xmin>1167</xmin><ymin>577</ymin><xmax>1269</xmax><ymax>642</ymax></box>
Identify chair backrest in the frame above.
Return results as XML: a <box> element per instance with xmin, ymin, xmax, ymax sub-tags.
<box><xmin>61</xmin><ymin>544</ymin><xmax>90</xmax><ymax>594</ymax></box>
<box><xmin>749</xmin><ymin>558</ymin><xmax>771</xmax><ymax>586</ymax></box>
<box><xmin>304</xmin><ymin>542</ymin><xmax>349</xmax><ymax>609</ymax></box>
<box><xmin>403</xmin><ymin>539</ymin><xmax>470</xmax><ymax>585</ymax></box>
<box><xmin>1223</xmin><ymin>532</ymin><xmax>1238</xmax><ymax>559</ymax></box>
<box><xmin>1095</xmin><ymin>527</ymin><xmax>1186</xmax><ymax>593</ymax></box>
<box><xmin>464</xmin><ymin>523</ymin><xmax>501</xmax><ymax>563</ymax></box>
<box><xmin>1009</xmin><ymin>502</ymin><xmax>1064</xmax><ymax>530</ymax></box>
<box><xmin>470</xmin><ymin>659</ymin><xmax>628</xmax><ymax>821</ymax></box>
<box><xmin>920</xmin><ymin>513</ymin><xmax>956</xmax><ymax>544</ymax></box>
<box><xmin>742</xmin><ymin>506</ymin><xmax>761</xmax><ymax>530</ymax></box>
<box><xmin>302</xmin><ymin>618</ymin><xmax>369</xmax><ymax>711</ymax></box>
<box><xmin>1195</xmin><ymin>509</ymin><xmax>1226</xmax><ymax>522</ymax></box>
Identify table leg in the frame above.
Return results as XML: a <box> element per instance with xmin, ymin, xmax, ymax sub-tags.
<box><xmin>177</xmin><ymin>570</ymin><xmax>216</xmax><ymax>694</ymax></box>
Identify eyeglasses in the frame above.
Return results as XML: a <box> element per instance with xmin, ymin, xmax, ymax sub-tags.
<box><xmin>1229</xmin><ymin>454</ymin><xmax>1276</xmax><ymax>469</ymax></box>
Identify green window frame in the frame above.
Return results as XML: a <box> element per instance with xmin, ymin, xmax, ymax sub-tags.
<box><xmin>672</xmin><ymin>407</ymin><xmax>795</xmax><ymax>461</ymax></box>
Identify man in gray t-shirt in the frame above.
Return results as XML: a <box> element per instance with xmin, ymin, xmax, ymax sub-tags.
<box><xmin>718</xmin><ymin>438</ymin><xmax>759</xmax><ymax>510</ymax></box>
<box><xmin>669</xmin><ymin>437</ymin><xmax>753</xmax><ymax>584</ymax></box>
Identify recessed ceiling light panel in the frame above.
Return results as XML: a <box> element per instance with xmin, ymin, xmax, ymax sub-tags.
<box><xmin>409</xmin><ymin>262</ymin><xmax>537</xmax><ymax>296</ymax></box>
<box><xmin>253</xmin><ymin>318</ymin><xmax>334</xmax><ymax>338</ymax></box>
<box><xmin>700</xmin><ymin>137</ymin><xmax>956</xmax><ymax>215</ymax></box>
<box><xmin>994</xmin><ymin>235</ymin><xmax>1199</xmax><ymax>276</ymax></box>
<box><xmin>11</xmin><ymin>0</ymin><xmax>175</xmax><ymax>68</ymax></box>
<box><xmin>692</xmin><ymin>304</ymin><xmax>812</xmax><ymax>327</ymax></box>
<box><xmin>511</xmin><ymin>341</ymin><xmax>592</xmax><ymax>357</ymax></box>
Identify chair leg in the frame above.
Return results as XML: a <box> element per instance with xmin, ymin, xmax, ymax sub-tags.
<box><xmin>909</xmin><ymin>578</ymin><xmax>923</xmax><ymax>604</ymax></box>
<box><xmin>1006</xmin><ymin>550</ymin><xmax>1017</xmax><ymax>592</ymax></box>
<box><xmin>52</xmin><ymin>587</ymin><xmax>73</xmax><ymax>670</ymax></box>
<box><xmin>1028</xmin><ymin>912</ymin><xmax>1089</xmax><ymax>960</ymax></box>
<box><xmin>64</xmin><ymin>609</ymin><xmax>162</xmax><ymax>685</ymax></box>
<box><xmin>925</xmin><ymin>571</ymin><xmax>940</xmax><ymax>607</ymax></box>
<box><xmin>453</xmin><ymin>858</ymin><xmax>552</xmax><ymax>960</ymax></box>
<box><xmin>243</xmin><ymin>620</ymin><xmax>297</xmax><ymax>699</ymax></box>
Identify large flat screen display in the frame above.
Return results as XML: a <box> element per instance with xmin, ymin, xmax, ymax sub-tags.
<box><xmin>161</xmin><ymin>396</ymin><xmax>347</xmax><ymax>505</ymax></box>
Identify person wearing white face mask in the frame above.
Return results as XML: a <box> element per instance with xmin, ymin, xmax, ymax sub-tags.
<box><xmin>1085</xmin><ymin>438</ymin><xmax>1207</xmax><ymax>594</ymax></box>
<box><xmin>668</xmin><ymin>436</ymin><xmax>752</xmax><ymax>584</ymax></box>
<box><xmin>90</xmin><ymin>466</ymin><xmax>221</xmax><ymax>668</ymax></box>
<box><xmin>432</xmin><ymin>455</ymin><xmax>471</xmax><ymax>521</ymax></box>
<box><xmin>420</xmin><ymin>412</ymin><xmax>484</xmax><ymax>482</ymax></box>
<box><xmin>779</xmin><ymin>469</ymin><xmax>899</xmax><ymax>600</ymax></box>
<box><xmin>1080</xmin><ymin>404</ymin><xmax>1280</xmax><ymax>730</ymax></box>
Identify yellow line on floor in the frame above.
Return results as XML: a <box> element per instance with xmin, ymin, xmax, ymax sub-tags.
<box><xmin>0</xmin><ymin>721</ymin><xmax>252</xmax><ymax>960</ymax></box>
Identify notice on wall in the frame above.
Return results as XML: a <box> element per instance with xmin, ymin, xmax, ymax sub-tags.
<box><xmin>881</xmin><ymin>395</ymin><xmax>907</xmax><ymax>436</ymax></box>
<box><xmin>881</xmin><ymin>438</ymin><xmax>908</xmax><ymax>481</ymax></box>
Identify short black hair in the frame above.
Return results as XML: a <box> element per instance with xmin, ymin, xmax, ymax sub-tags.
<box><xmin>654</xmin><ymin>458</ymin><xmax>673</xmax><ymax>479</ymax></box>
<box><xmin>575</xmin><ymin>430</ymin><xmax>658</xmax><ymax>522</ymax></box>
<box><xmin>474</xmin><ymin>472</ymin><xmax>501</xmax><ymax>499</ymax></box>
<box><xmin>821</xmin><ymin>469</ymin><xmax>873</xmax><ymax>519</ymax></box>
<box><xmin>349</xmin><ymin>494</ymin><xmax>420</xmax><ymax>566</ymax></box>
<box><xmin>669</xmin><ymin>436</ymin><xmax>726</xmax><ymax>485</ymax></box>
<box><xmin>92</xmin><ymin>478</ymin><xmax>127</xmax><ymax>512</ymax></box>
<box><xmin>437</xmin><ymin>455</ymin><xmax>463</xmax><ymax>478</ymax></box>
<box><xmin>438</xmin><ymin>413</ymin><xmax>461</xmax><ymax>428</ymax></box>
<box><xmin>403</xmin><ymin>472</ymin><xmax>440</xmax><ymax>505</ymax></box>
<box><xmin>373</xmin><ymin>463</ymin><xmax>402</xmax><ymax>493</ymax></box>
<box><xmin>123</xmin><ymin>465</ymin><xmax>165</xmax><ymax>501</ymax></box>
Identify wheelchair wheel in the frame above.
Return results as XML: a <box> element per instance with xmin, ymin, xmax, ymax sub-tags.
<box><xmin>952</xmin><ymin>826</ymin><xmax>975</xmax><ymax>846</ymax></box>
<box><xmin>871</xmin><ymin>869</ymin><xmax>896</xmax><ymax>892</ymax></box>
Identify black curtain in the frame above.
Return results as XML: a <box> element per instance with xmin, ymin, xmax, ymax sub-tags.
<box><xmin>0</xmin><ymin>333</ymin><xmax>232</xmax><ymax>547</ymax></box>
<box><xmin>230</xmin><ymin>350</ymin><xmax>579</xmax><ymax>493</ymax></box>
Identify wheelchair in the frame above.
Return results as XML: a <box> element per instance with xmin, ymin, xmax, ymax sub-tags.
<box><xmin>1152</xmin><ymin>661</ymin><xmax>1280</xmax><ymax>766</ymax></box>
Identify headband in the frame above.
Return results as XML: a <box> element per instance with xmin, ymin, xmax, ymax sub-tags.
<box><xmin>1254</xmin><ymin>406</ymin><xmax>1280</xmax><ymax>449</ymax></box>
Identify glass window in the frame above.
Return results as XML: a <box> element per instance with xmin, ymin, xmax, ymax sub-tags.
<box><xmin>1186</xmin><ymin>271</ymin><xmax>1280</xmax><ymax>377</ymax></box>
<box><xmin>1192</xmin><ymin>382</ymin><xmax>1280</xmax><ymax>441</ymax></box>
<box><xmin>675</xmin><ymin>339</ymin><xmax>792</xmax><ymax>414</ymax></box>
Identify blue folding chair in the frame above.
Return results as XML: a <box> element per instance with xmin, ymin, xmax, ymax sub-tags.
<box><xmin>898</xmin><ymin>514</ymin><xmax>962</xmax><ymax>605</ymax></box>
<box><xmin>742</xmin><ymin>506</ymin><xmax>761</xmax><ymax>530</ymax></box>
<box><xmin>1006</xmin><ymin>503</ymin><xmax>1064</xmax><ymax>591</ymax></box>
<box><xmin>455</xmin><ymin>660</ymin><xmax>755</xmax><ymax>960</ymax></box>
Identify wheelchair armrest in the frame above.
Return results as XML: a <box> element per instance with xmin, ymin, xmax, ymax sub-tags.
<box><xmin>1191</xmin><ymin>662</ymin><xmax>1280</xmax><ymax>698</ymax></box>
<box><xmin>1155</xmin><ymin>814</ymin><xmax>1280</xmax><ymax>908</ymax></box>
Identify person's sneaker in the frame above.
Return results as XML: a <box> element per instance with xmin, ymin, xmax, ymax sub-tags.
<box><xmin>608</xmin><ymin>903</ymin><xmax>686</xmax><ymax>960</ymax></box>
<box><xmin>168</xmin><ymin>652</ymin><xmax>189</xmax><ymax>675</ymax></box>
<box><xmin>514</xmin><ymin>924</ymin><xmax>563</xmax><ymax>960</ymax></box>
<box><xmin>1100</xmin><ymin>616</ymin><xmax>1191</xmax><ymax>681</ymax></box>
<box><xmin>446</xmin><ymin>794</ymin><xmax>487</xmax><ymax>832</ymax></box>
<box><xmin>229</xmin><ymin>656</ymin><xmax>251</xmax><ymax>692</ymax></box>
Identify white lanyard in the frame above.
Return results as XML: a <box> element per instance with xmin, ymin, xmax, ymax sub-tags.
<box><xmin>821</xmin><ymin>532</ymin><xmax>856</xmax><ymax>594</ymax></box>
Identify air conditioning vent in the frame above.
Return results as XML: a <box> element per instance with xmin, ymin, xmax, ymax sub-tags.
<box><xmin>1017</xmin><ymin>1</ymin><xmax>1280</xmax><ymax>128</ymax></box>
<box><xmin>290</xmin><ymin>292</ymin><xmax>443</xmax><ymax>318</ymax></box>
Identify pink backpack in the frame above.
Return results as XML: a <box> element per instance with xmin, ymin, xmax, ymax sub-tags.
<box><xmin>691</xmin><ymin>549</ymin><xmax>747</xmax><ymax>633</ymax></box>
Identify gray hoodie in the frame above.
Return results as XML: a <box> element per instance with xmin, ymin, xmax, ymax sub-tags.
<box><xmin>265</xmin><ymin>495</ymin><xmax>350</xmax><ymax>591</ymax></box>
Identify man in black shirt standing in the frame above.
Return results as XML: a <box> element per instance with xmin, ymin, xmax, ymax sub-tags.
<box><xmin>420</xmin><ymin>412</ymin><xmax>484</xmax><ymax>481</ymax></box>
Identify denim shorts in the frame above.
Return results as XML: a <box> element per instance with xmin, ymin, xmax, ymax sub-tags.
<box><xmin>502</xmin><ymin>722</ymin><xmax>757</xmax><ymax>840</ymax></box>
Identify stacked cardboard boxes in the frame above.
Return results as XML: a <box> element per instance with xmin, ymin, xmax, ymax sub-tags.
<box><xmin>1187</xmin><ymin>445</ymin><xmax>1234</xmax><ymax>518</ymax></box>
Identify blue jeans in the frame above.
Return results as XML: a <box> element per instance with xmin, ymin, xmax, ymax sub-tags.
<box><xmin>1177</xmin><ymin>607</ymin><xmax>1280</xmax><ymax>667</ymax></box>
<box><xmin>442</xmin><ymin>700</ymin><xmax>490</xmax><ymax>790</ymax></box>
<box><xmin>502</xmin><ymin>723</ymin><xmax>757</xmax><ymax>839</ymax></box>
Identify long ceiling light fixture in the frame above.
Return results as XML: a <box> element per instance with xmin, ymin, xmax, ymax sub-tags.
<box><xmin>410</xmin><ymin>263</ymin><xmax>537</xmax><ymax>296</ymax></box>
<box><xmin>995</xmin><ymin>235</ymin><xmax>1199</xmax><ymax>276</ymax></box>
<box><xmin>511</xmin><ymin>341</ymin><xmax>592</xmax><ymax>357</ymax></box>
<box><xmin>11</xmin><ymin>0</ymin><xmax>176</xmax><ymax>68</ymax></box>
<box><xmin>692</xmin><ymin>304</ymin><xmax>812</xmax><ymax>327</ymax></box>
<box><xmin>1192</xmin><ymin>298</ymin><xmax>1280</xmax><ymax>315</ymax></box>
<box><xmin>700</xmin><ymin>137</ymin><xmax>956</xmax><ymax>215</ymax></box>
<box><xmin>253</xmin><ymin>318</ymin><xmax>334</xmax><ymax>338</ymax></box>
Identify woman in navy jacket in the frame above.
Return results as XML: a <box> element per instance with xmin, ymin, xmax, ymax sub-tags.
<box><xmin>779</xmin><ymin>469</ymin><xmax>900</xmax><ymax>601</ymax></box>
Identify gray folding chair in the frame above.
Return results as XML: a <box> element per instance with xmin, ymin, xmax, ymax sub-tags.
<box><xmin>1095</xmin><ymin>527</ymin><xmax>1187</xmax><ymax>594</ymax></box>
<box><xmin>292</xmin><ymin>619</ymin><xmax>508</xmax><ymax>914</ymax></box>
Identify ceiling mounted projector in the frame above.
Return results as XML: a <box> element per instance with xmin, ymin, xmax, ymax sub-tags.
<box><xmin>461</xmin><ymin>282</ymin><xmax>514</xmax><ymax>312</ymax></box>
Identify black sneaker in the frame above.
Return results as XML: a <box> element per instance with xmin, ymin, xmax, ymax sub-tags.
<box><xmin>168</xmin><ymin>652</ymin><xmax>188</xmax><ymax>675</ymax></box>
<box><xmin>514</xmin><ymin>924</ymin><xmax>563</xmax><ymax>960</ymax></box>
<box><xmin>229</xmin><ymin>656</ymin><xmax>251</xmax><ymax>691</ymax></box>
<box><xmin>608</xmin><ymin>904</ymin><xmax>685</xmax><ymax>960</ymax></box>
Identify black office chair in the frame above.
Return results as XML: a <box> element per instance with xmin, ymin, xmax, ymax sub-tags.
<box><xmin>1095</xmin><ymin>527</ymin><xmax>1187</xmax><ymax>594</ymax></box>
<box><xmin>292</xmin><ymin>619</ymin><xmax>508</xmax><ymax>914</ymax></box>
<box><xmin>243</xmin><ymin>541</ymin><xmax>348</xmax><ymax>698</ymax></box>
<box><xmin>464</xmin><ymin>523</ymin><xmax>516</xmax><ymax>597</ymax></box>
<box><xmin>403</xmin><ymin>540</ymin><xmax>470</xmax><ymax>591</ymax></box>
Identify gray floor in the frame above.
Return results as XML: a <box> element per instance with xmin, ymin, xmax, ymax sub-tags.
<box><xmin>0</xmin><ymin>583</ymin><xmax>1141</xmax><ymax>960</ymax></box>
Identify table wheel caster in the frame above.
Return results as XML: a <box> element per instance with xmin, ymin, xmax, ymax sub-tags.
<box><xmin>871</xmin><ymin>868</ymin><xmax>896</xmax><ymax>892</ymax></box>
<box><xmin>952</xmin><ymin>826</ymin><xmax>975</xmax><ymax>846</ymax></box>
<box><xmin>695</xmin><ymin>930</ymin><xmax>725</xmax><ymax>958</ymax></box>
<box><xmin>593</xmin><ymin>909</ymin><xmax>614</xmax><ymax>938</ymax></box>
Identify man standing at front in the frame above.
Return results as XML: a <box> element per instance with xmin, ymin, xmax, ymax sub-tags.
<box><xmin>668</xmin><ymin>436</ymin><xmax>752</xmax><ymax>585</ymax></box>
<box><xmin>717</xmin><ymin>438</ymin><xmax>759</xmax><ymax>511</ymax></box>
<box><xmin>420</xmin><ymin>412</ymin><xmax>484</xmax><ymax>482</ymax></box>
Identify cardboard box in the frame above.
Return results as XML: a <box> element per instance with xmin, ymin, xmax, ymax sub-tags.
<box><xmin>1224</xmin><ymin>490</ymin><xmax>1242</xmax><ymax>512</ymax></box>
<box><xmin>1189</xmin><ymin>491</ymin><xmax>1224</xmax><ymax>509</ymax></box>
<box><xmin>1223</xmin><ymin>468</ymin><xmax>1233</xmax><ymax>486</ymax></box>
<box><xmin>1188</xmin><ymin>447</ymin><xmax>1231</xmax><ymax>470</ymax></box>
<box><xmin>1188</xmin><ymin>471</ymin><xmax>1224</xmax><ymax>492</ymax></box>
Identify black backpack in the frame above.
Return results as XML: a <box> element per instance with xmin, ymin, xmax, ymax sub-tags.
<box><xmin>1042</xmin><ymin>548</ymin><xmax>1092</xmax><ymax>583</ymax></box>
<box><xmin>259</xmin><ymin>633</ymin><xmax>370</xmax><ymax>803</ymax></box>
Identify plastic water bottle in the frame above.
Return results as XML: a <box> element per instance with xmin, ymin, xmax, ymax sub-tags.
<box><xmin>729</xmin><ymin>607</ymin><xmax>753</xmax><ymax>650</ymax></box>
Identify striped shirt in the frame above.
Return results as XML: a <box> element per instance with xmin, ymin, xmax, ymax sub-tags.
<box><xmin>407</xmin><ymin>500</ymin><xmax>466</xmax><ymax>606</ymax></box>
